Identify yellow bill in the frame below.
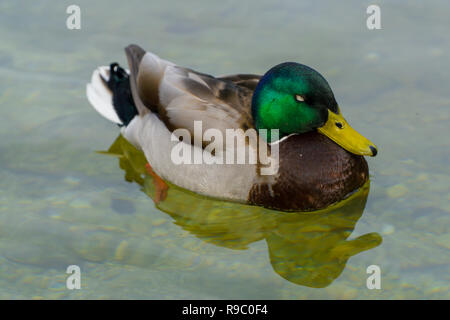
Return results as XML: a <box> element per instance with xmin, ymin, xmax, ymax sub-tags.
<box><xmin>318</xmin><ymin>108</ymin><xmax>378</xmax><ymax>157</ymax></box>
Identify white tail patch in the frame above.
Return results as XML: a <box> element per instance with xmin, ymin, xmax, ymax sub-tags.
<box><xmin>86</xmin><ymin>66</ymin><xmax>123</xmax><ymax>124</ymax></box>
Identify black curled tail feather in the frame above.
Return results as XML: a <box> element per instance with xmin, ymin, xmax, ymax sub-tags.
<box><xmin>102</xmin><ymin>63</ymin><xmax>138</xmax><ymax>126</ymax></box>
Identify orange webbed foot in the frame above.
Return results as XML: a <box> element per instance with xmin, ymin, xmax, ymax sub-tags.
<box><xmin>145</xmin><ymin>163</ymin><xmax>168</xmax><ymax>204</ymax></box>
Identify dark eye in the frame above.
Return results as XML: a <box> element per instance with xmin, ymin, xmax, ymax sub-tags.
<box><xmin>294</xmin><ymin>94</ymin><xmax>305</xmax><ymax>102</ymax></box>
<box><xmin>335</xmin><ymin>122</ymin><xmax>343</xmax><ymax>129</ymax></box>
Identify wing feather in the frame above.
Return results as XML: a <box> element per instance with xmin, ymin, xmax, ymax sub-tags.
<box><xmin>128</xmin><ymin>45</ymin><xmax>261</xmax><ymax>146</ymax></box>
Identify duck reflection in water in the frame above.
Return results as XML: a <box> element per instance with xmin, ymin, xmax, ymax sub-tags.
<box><xmin>101</xmin><ymin>135</ymin><xmax>382</xmax><ymax>288</ymax></box>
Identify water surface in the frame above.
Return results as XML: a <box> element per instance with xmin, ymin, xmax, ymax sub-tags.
<box><xmin>0</xmin><ymin>0</ymin><xmax>448</xmax><ymax>299</ymax></box>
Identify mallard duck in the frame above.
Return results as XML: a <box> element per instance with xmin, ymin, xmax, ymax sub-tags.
<box><xmin>102</xmin><ymin>134</ymin><xmax>382</xmax><ymax>288</ymax></box>
<box><xmin>87</xmin><ymin>44</ymin><xmax>377</xmax><ymax>212</ymax></box>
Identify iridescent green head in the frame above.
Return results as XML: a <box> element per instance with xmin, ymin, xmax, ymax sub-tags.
<box><xmin>252</xmin><ymin>62</ymin><xmax>378</xmax><ymax>156</ymax></box>
<box><xmin>252</xmin><ymin>62</ymin><xmax>337</xmax><ymax>141</ymax></box>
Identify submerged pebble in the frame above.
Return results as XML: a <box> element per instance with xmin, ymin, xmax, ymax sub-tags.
<box><xmin>69</xmin><ymin>198</ymin><xmax>92</xmax><ymax>209</ymax></box>
<box><xmin>386</xmin><ymin>184</ymin><xmax>408</xmax><ymax>198</ymax></box>
<box><xmin>365</xmin><ymin>52</ymin><xmax>380</xmax><ymax>61</ymax></box>
<box><xmin>415</xmin><ymin>173</ymin><xmax>429</xmax><ymax>182</ymax></box>
<box><xmin>111</xmin><ymin>198</ymin><xmax>136</xmax><ymax>215</ymax></box>
<box><xmin>434</xmin><ymin>234</ymin><xmax>450</xmax><ymax>249</ymax></box>
<box><xmin>151</xmin><ymin>229</ymin><xmax>169</xmax><ymax>238</ymax></box>
<box><xmin>381</xmin><ymin>224</ymin><xmax>395</xmax><ymax>235</ymax></box>
<box><xmin>114</xmin><ymin>240</ymin><xmax>129</xmax><ymax>261</ymax></box>
<box><xmin>152</xmin><ymin>218</ymin><xmax>167</xmax><ymax>227</ymax></box>
<box><xmin>63</xmin><ymin>176</ymin><xmax>81</xmax><ymax>186</ymax></box>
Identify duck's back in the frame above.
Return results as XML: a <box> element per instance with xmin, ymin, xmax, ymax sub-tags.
<box><xmin>125</xmin><ymin>45</ymin><xmax>260</xmax><ymax>139</ymax></box>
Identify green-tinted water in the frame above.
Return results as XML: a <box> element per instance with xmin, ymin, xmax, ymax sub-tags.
<box><xmin>0</xmin><ymin>0</ymin><xmax>448</xmax><ymax>299</ymax></box>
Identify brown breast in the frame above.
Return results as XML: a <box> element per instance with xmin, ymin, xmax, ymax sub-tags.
<box><xmin>248</xmin><ymin>132</ymin><xmax>369</xmax><ymax>211</ymax></box>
